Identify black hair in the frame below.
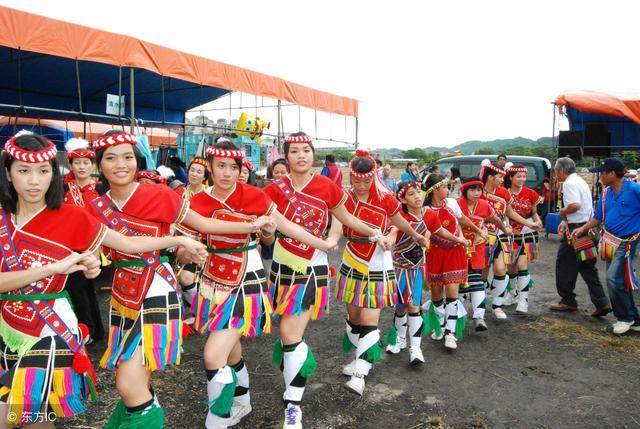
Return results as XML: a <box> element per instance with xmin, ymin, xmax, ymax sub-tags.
<box><xmin>428</xmin><ymin>165</ymin><xmax>439</xmax><ymax>173</ymax></box>
<box><xmin>325</xmin><ymin>154</ymin><xmax>335</xmax><ymax>163</ymax></box>
<box><xmin>461</xmin><ymin>176</ymin><xmax>483</xmax><ymax>199</ymax></box>
<box><xmin>422</xmin><ymin>173</ymin><xmax>447</xmax><ymax>206</ymax></box>
<box><xmin>498</xmin><ymin>153</ymin><xmax>507</xmax><ymax>160</ymax></box>
<box><xmin>504</xmin><ymin>164</ymin><xmax>526</xmax><ymax>189</ymax></box>
<box><xmin>350</xmin><ymin>155</ymin><xmax>375</xmax><ymax>175</ymax></box>
<box><xmin>405</xmin><ymin>162</ymin><xmax>416</xmax><ymax>173</ymax></box>
<box><xmin>283</xmin><ymin>132</ymin><xmax>315</xmax><ymax>158</ymax></box>
<box><xmin>188</xmin><ymin>157</ymin><xmax>211</xmax><ymax>184</ymax></box>
<box><xmin>450</xmin><ymin>166</ymin><xmax>461</xmax><ymax>180</ymax></box>
<box><xmin>267</xmin><ymin>158</ymin><xmax>288</xmax><ymax>179</ymax></box>
<box><xmin>209</xmin><ymin>136</ymin><xmax>243</xmax><ymax>170</ymax></box>
<box><xmin>169</xmin><ymin>156</ymin><xmax>186</xmax><ymax>169</ymax></box>
<box><xmin>375</xmin><ymin>158</ymin><xmax>382</xmax><ymax>167</ymax></box>
<box><xmin>481</xmin><ymin>162</ymin><xmax>503</xmax><ymax>184</ymax></box>
<box><xmin>94</xmin><ymin>129</ymin><xmax>145</xmax><ymax>195</ymax></box>
<box><xmin>396</xmin><ymin>180</ymin><xmax>418</xmax><ymax>214</ymax></box>
<box><xmin>0</xmin><ymin>133</ymin><xmax>65</xmax><ymax>213</ymax></box>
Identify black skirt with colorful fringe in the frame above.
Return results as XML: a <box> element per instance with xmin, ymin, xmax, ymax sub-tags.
<box><xmin>191</xmin><ymin>267</ymin><xmax>273</xmax><ymax>338</ymax></box>
<box><xmin>0</xmin><ymin>334</ymin><xmax>95</xmax><ymax>425</ymax></box>
<box><xmin>335</xmin><ymin>263</ymin><xmax>397</xmax><ymax>309</ymax></box>
<box><xmin>269</xmin><ymin>261</ymin><xmax>330</xmax><ymax>320</ymax></box>
<box><xmin>100</xmin><ymin>292</ymin><xmax>182</xmax><ymax>372</ymax></box>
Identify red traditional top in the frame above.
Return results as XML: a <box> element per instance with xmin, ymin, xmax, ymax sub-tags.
<box><xmin>87</xmin><ymin>183</ymin><xmax>189</xmax><ymax>310</ymax></box>
<box><xmin>393</xmin><ymin>209</ymin><xmax>441</xmax><ymax>269</ymax></box>
<box><xmin>343</xmin><ymin>190</ymin><xmax>400</xmax><ymax>263</ymax></box>
<box><xmin>264</xmin><ymin>174</ymin><xmax>345</xmax><ymax>262</ymax></box>
<box><xmin>508</xmin><ymin>187</ymin><xmax>540</xmax><ymax>233</ymax></box>
<box><xmin>427</xmin><ymin>198</ymin><xmax>462</xmax><ymax>249</ymax></box>
<box><xmin>483</xmin><ymin>186</ymin><xmax>511</xmax><ymax>233</ymax></box>
<box><xmin>0</xmin><ymin>205</ymin><xmax>107</xmax><ymax>337</ymax></box>
<box><xmin>64</xmin><ymin>180</ymin><xmax>99</xmax><ymax>208</ymax></box>
<box><xmin>458</xmin><ymin>198</ymin><xmax>494</xmax><ymax>244</ymax></box>
<box><xmin>177</xmin><ymin>182</ymin><xmax>275</xmax><ymax>287</ymax></box>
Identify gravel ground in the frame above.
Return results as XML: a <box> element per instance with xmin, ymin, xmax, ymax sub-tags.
<box><xmin>67</xmin><ymin>234</ymin><xmax>640</xmax><ymax>429</ymax></box>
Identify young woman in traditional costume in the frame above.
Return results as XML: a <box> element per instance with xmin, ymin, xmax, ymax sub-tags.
<box><xmin>175</xmin><ymin>135</ymin><xmax>338</xmax><ymax>428</ymax></box>
<box><xmin>61</xmin><ymin>138</ymin><xmax>105</xmax><ymax>343</ymax></box>
<box><xmin>0</xmin><ymin>132</ymin><xmax>207</xmax><ymax>428</ymax></box>
<box><xmin>479</xmin><ymin>160</ymin><xmax>536</xmax><ymax>320</ymax></box>
<box><xmin>335</xmin><ymin>150</ymin><xmax>429</xmax><ymax>396</ymax></box>
<box><xmin>457</xmin><ymin>177</ymin><xmax>511</xmax><ymax>331</ymax></box>
<box><xmin>421</xmin><ymin>173</ymin><xmax>484</xmax><ymax>351</ymax></box>
<box><xmin>503</xmin><ymin>163</ymin><xmax>542</xmax><ymax>314</ymax></box>
<box><xmin>87</xmin><ymin>130</ymin><xmax>270</xmax><ymax>428</ymax></box>
<box><xmin>262</xmin><ymin>134</ymin><xmax>393</xmax><ymax>426</ymax></box>
<box><xmin>238</xmin><ymin>159</ymin><xmax>255</xmax><ymax>185</ymax></box>
<box><xmin>384</xmin><ymin>181</ymin><xmax>467</xmax><ymax>364</ymax></box>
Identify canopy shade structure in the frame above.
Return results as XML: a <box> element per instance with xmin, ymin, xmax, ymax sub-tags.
<box><xmin>0</xmin><ymin>116</ymin><xmax>178</xmax><ymax>149</ymax></box>
<box><xmin>554</xmin><ymin>90</ymin><xmax>640</xmax><ymax>151</ymax></box>
<box><xmin>0</xmin><ymin>5</ymin><xmax>358</xmax><ymax>128</ymax></box>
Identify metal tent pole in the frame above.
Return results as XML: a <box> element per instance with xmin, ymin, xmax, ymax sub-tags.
<box><xmin>129</xmin><ymin>68</ymin><xmax>135</xmax><ymax>134</ymax></box>
<box><xmin>277</xmin><ymin>99</ymin><xmax>282</xmax><ymax>153</ymax></box>
<box><xmin>355</xmin><ymin>116</ymin><xmax>359</xmax><ymax>149</ymax></box>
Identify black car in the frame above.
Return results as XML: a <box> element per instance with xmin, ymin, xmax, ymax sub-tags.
<box><xmin>421</xmin><ymin>155</ymin><xmax>551</xmax><ymax>194</ymax></box>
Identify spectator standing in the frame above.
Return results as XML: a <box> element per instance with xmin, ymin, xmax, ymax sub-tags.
<box><xmin>381</xmin><ymin>164</ymin><xmax>398</xmax><ymax>193</ymax></box>
<box><xmin>401</xmin><ymin>161</ymin><xmax>419</xmax><ymax>182</ymax></box>
<box><xmin>321</xmin><ymin>154</ymin><xmax>343</xmax><ymax>187</ymax></box>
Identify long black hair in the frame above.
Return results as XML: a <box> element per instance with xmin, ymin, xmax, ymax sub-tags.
<box><xmin>95</xmin><ymin>130</ymin><xmax>145</xmax><ymax>195</ymax></box>
<box><xmin>422</xmin><ymin>173</ymin><xmax>447</xmax><ymax>206</ymax></box>
<box><xmin>504</xmin><ymin>164</ymin><xmax>526</xmax><ymax>189</ymax></box>
<box><xmin>0</xmin><ymin>133</ymin><xmax>65</xmax><ymax>213</ymax></box>
<box><xmin>481</xmin><ymin>162</ymin><xmax>503</xmax><ymax>184</ymax></box>
<box><xmin>396</xmin><ymin>180</ymin><xmax>417</xmax><ymax>214</ymax></box>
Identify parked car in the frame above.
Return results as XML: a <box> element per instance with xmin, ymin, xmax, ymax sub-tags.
<box><xmin>421</xmin><ymin>155</ymin><xmax>551</xmax><ymax>194</ymax></box>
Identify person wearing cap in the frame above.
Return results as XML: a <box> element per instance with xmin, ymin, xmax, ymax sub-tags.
<box><xmin>551</xmin><ymin>157</ymin><xmax>611</xmax><ymax>316</ymax></box>
<box><xmin>573</xmin><ymin>157</ymin><xmax>640</xmax><ymax>334</ymax></box>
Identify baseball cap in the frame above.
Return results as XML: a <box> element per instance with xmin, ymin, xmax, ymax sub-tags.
<box><xmin>589</xmin><ymin>157</ymin><xmax>626</xmax><ymax>174</ymax></box>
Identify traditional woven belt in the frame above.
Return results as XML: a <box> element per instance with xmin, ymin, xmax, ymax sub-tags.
<box><xmin>113</xmin><ymin>256</ymin><xmax>170</xmax><ymax>268</ymax></box>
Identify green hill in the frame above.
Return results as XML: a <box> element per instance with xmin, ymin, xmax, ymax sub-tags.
<box><xmin>424</xmin><ymin>137</ymin><xmax>553</xmax><ymax>155</ymax></box>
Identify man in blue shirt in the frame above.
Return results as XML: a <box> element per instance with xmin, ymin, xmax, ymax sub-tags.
<box><xmin>573</xmin><ymin>157</ymin><xmax>640</xmax><ymax>334</ymax></box>
<box><xmin>381</xmin><ymin>164</ymin><xmax>398</xmax><ymax>193</ymax></box>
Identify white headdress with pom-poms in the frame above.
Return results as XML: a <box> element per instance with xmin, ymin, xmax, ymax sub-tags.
<box><xmin>65</xmin><ymin>137</ymin><xmax>90</xmax><ymax>153</ymax></box>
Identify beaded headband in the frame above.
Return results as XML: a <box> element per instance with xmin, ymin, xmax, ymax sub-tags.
<box><xmin>92</xmin><ymin>132</ymin><xmax>137</xmax><ymax>150</ymax></box>
<box><xmin>349</xmin><ymin>149</ymin><xmax>376</xmax><ymax>178</ymax></box>
<box><xmin>397</xmin><ymin>181</ymin><xmax>420</xmax><ymax>199</ymax></box>
<box><xmin>242</xmin><ymin>158</ymin><xmax>254</xmax><ymax>172</ymax></box>
<box><xmin>136</xmin><ymin>170</ymin><xmax>164</xmax><ymax>184</ymax></box>
<box><xmin>460</xmin><ymin>179</ymin><xmax>484</xmax><ymax>192</ymax></box>
<box><xmin>506</xmin><ymin>165</ymin><xmax>528</xmax><ymax>175</ymax></box>
<box><xmin>4</xmin><ymin>132</ymin><xmax>57</xmax><ymax>163</ymax></box>
<box><xmin>65</xmin><ymin>138</ymin><xmax>95</xmax><ymax>160</ymax></box>
<box><xmin>205</xmin><ymin>147</ymin><xmax>244</xmax><ymax>159</ymax></box>
<box><xmin>479</xmin><ymin>159</ymin><xmax>505</xmax><ymax>178</ymax></box>
<box><xmin>190</xmin><ymin>157</ymin><xmax>209</xmax><ymax>169</ymax></box>
<box><xmin>285</xmin><ymin>133</ymin><xmax>312</xmax><ymax>145</ymax></box>
<box><xmin>424</xmin><ymin>178</ymin><xmax>449</xmax><ymax>197</ymax></box>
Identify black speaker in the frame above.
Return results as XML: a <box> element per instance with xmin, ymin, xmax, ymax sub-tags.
<box><xmin>558</xmin><ymin>131</ymin><xmax>583</xmax><ymax>160</ymax></box>
<box><xmin>583</xmin><ymin>123</ymin><xmax>611</xmax><ymax>156</ymax></box>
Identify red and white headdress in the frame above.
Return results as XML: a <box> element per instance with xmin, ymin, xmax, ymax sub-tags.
<box><xmin>65</xmin><ymin>138</ymin><xmax>95</xmax><ymax>160</ymax></box>
<box><xmin>478</xmin><ymin>159</ymin><xmax>505</xmax><ymax>179</ymax></box>
<box><xmin>285</xmin><ymin>133</ymin><xmax>313</xmax><ymax>145</ymax></box>
<box><xmin>205</xmin><ymin>146</ymin><xmax>244</xmax><ymax>159</ymax></box>
<box><xmin>92</xmin><ymin>132</ymin><xmax>137</xmax><ymax>150</ymax></box>
<box><xmin>136</xmin><ymin>170</ymin><xmax>166</xmax><ymax>185</ymax></box>
<box><xmin>423</xmin><ymin>177</ymin><xmax>449</xmax><ymax>197</ymax></box>
<box><xmin>189</xmin><ymin>157</ymin><xmax>209</xmax><ymax>169</ymax></box>
<box><xmin>242</xmin><ymin>158</ymin><xmax>254</xmax><ymax>172</ymax></box>
<box><xmin>4</xmin><ymin>130</ymin><xmax>58</xmax><ymax>163</ymax></box>
<box><xmin>349</xmin><ymin>149</ymin><xmax>391</xmax><ymax>199</ymax></box>
<box><xmin>505</xmin><ymin>162</ymin><xmax>527</xmax><ymax>176</ymax></box>
<box><xmin>397</xmin><ymin>181</ymin><xmax>420</xmax><ymax>199</ymax></box>
<box><xmin>460</xmin><ymin>179</ymin><xmax>484</xmax><ymax>192</ymax></box>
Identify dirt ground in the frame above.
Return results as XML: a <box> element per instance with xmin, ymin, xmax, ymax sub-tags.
<box><xmin>67</xmin><ymin>234</ymin><xmax>640</xmax><ymax>429</ymax></box>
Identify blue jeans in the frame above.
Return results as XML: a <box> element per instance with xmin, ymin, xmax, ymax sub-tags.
<box><xmin>606</xmin><ymin>240</ymin><xmax>640</xmax><ymax>323</ymax></box>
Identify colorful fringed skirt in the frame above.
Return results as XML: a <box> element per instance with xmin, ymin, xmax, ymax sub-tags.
<box><xmin>0</xmin><ymin>334</ymin><xmax>95</xmax><ymax>425</ymax></box>
<box><xmin>488</xmin><ymin>232</ymin><xmax>513</xmax><ymax>266</ymax></box>
<box><xmin>269</xmin><ymin>260</ymin><xmax>330</xmax><ymax>320</ymax></box>
<box><xmin>101</xmin><ymin>285</ymin><xmax>182</xmax><ymax>372</ymax></box>
<box><xmin>192</xmin><ymin>264</ymin><xmax>272</xmax><ymax>338</ymax></box>
<box><xmin>394</xmin><ymin>263</ymin><xmax>426</xmax><ymax>308</ymax></box>
<box><xmin>426</xmin><ymin>244</ymin><xmax>468</xmax><ymax>288</ymax></box>
<box><xmin>512</xmin><ymin>231</ymin><xmax>539</xmax><ymax>262</ymax></box>
<box><xmin>335</xmin><ymin>247</ymin><xmax>396</xmax><ymax>309</ymax></box>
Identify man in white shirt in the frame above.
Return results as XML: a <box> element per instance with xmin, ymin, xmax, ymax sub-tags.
<box><xmin>551</xmin><ymin>157</ymin><xmax>611</xmax><ymax>316</ymax></box>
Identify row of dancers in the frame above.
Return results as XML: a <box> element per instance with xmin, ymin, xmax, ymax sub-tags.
<box><xmin>0</xmin><ymin>130</ymin><xmax>542</xmax><ymax>428</ymax></box>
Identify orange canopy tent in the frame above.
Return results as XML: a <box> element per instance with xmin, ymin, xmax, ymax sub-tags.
<box><xmin>0</xmin><ymin>5</ymin><xmax>358</xmax><ymax>130</ymax></box>
<box><xmin>554</xmin><ymin>91</ymin><xmax>640</xmax><ymax>125</ymax></box>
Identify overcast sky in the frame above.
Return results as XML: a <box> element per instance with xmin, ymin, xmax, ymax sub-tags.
<box><xmin>2</xmin><ymin>0</ymin><xmax>639</xmax><ymax>149</ymax></box>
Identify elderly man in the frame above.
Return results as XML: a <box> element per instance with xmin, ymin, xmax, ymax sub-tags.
<box><xmin>551</xmin><ymin>157</ymin><xmax>611</xmax><ymax>316</ymax></box>
<box><xmin>573</xmin><ymin>157</ymin><xmax>640</xmax><ymax>334</ymax></box>
<box><xmin>381</xmin><ymin>164</ymin><xmax>398</xmax><ymax>192</ymax></box>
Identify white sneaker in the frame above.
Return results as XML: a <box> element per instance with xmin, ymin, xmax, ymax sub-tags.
<box><xmin>444</xmin><ymin>333</ymin><xmax>457</xmax><ymax>350</ymax></box>
<box><xmin>228</xmin><ymin>403</ymin><xmax>252</xmax><ymax>427</ymax></box>
<box><xmin>385</xmin><ymin>336</ymin><xmax>406</xmax><ymax>354</ymax></box>
<box><xmin>516</xmin><ymin>300</ymin><xmax>529</xmax><ymax>314</ymax></box>
<box><xmin>474</xmin><ymin>318</ymin><xmax>488</xmax><ymax>332</ymax></box>
<box><xmin>282</xmin><ymin>403</ymin><xmax>302</xmax><ymax>429</ymax></box>
<box><xmin>430</xmin><ymin>331</ymin><xmax>444</xmax><ymax>340</ymax></box>
<box><xmin>342</xmin><ymin>360</ymin><xmax>355</xmax><ymax>376</ymax></box>
<box><xmin>612</xmin><ymin>320</ymin><xmax>634</xmax><ymax>335</ymax></box>
<box><xmin>345</xmin><ymin>375</ymin><xmax>365</xmax><ymax>396</ymax></box>
<box><xmin>493</xmin><ymin>307</ymin><xmax>507</xmax><ymax>320</ymax></box>
<box><xmin>206</xmin><ymin>412</ymin><xmax>232</xmax><ymax>429</ymax></box>
<box><xmin>409</xmin><ymin>345</ymin><xmax>425</xmax><ymax>364</ymax></box>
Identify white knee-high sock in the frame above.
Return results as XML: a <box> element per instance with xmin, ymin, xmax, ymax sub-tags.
<box><xmin>407</xmin><ymin>312</ymin><xmax>424</xmax><ymax>348</ymax></box>
<box><xmin>282</xmin><ymin>341</ymin><xmax>316</xmax><ymax>404</ymax></box>
<box><xmin>491</xmin><ymin>275</ymin><xmax>508</xmax><ymax>307</ymax></box>
<box><xmin>231</xmin><ymin>358</ymin><xmax>250</xmax><ymax>406</ymax></box>
<box><xmin>517</xmin><ymin>270</ymin><xmax>531</xmax><ymax>303</ymax></box>
<box><xmin>471</xmin><ymin>291</ymin><xmax>486</xmax><ymax>319</ymax></box>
